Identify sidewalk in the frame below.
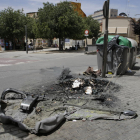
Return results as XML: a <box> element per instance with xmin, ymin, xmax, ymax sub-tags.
<box><xmin>32</xmin><ymin>47</ymin><xmax>87</xmax><ymax>54</ymax></box>
<box><xmin>0</xmin><ymin>47</ymin><xmax>95</xmax><ymax>54</ymax></box>
<box><xmin>1</xmin><ymin>55</ymin><xmax>140</xmax><ymax>140</ymax></box>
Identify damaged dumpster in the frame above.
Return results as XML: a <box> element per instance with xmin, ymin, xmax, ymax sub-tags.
<box><xmin>127</xmin><ymin>38</ymin><xmax>138</xmax><ymax>69</ymax></box>
<box><xmin>96</xmin><ymin>35</ymin><xmax>132</xmax><ymax>75</ymax></box>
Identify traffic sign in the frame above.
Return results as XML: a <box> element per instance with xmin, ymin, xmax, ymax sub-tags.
<box><xmin>85</xmin><ymin>30</ymin><xmax>89</xmax><ymax>36</ymax></box>
<box><xmin>103</xmin><ymin>1</ymin><xmax>108</xmax><ymax>18</ymax></box>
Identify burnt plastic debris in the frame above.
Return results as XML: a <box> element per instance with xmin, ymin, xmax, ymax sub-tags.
<box><xmin>123</xmin><ymin>110</ymin><xmax>137</xmax><ymax>116</ymax></box>
<box><xmin>20</xmin><ymin>95</ymin><xmax>38</xmax><ymax>111</ymax></box>
<box><xmin>0</xmin><ymin>76</ymin><xmax>137</xmax><ymax>135</ymax></box>
<box><xmin>1</xmin><ymin>68</ymin><xmax>137</xmax><ymax>135</ymax></box>
<box><xmin>58</xmin><ymin>68</ymin><xmax>71</xmax><ymax>80</ymax></box>
<box><xmin>83</xmin><ymin>66</ymin><xmax>101</xmax><ymax>77</ymax></box>
<box><xmin>1</xmin><ymin>88</ymin><xmax>27</xmax><ymax>100</ymax></box>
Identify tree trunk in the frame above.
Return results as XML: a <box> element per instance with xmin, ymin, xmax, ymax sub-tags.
<box><xmin>59</xmin><ymin>38</ymin><xmax>63</xmax><ymax>51</ymax></box>
<box><xmin>63</xmin><ymin>38</ymin><xmax>65</xmax><ymax>50</ymax></box>
<box><xmin>139</xmin><ymin>35</ymin><xmax>140</xmax><ymax>47</ymax></box>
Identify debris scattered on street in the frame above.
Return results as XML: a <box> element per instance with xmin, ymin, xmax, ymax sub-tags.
<box><xmin>126</xmin><ymin>68</ymin><xmax>132</xmax><ymax>73</ymax></box>
<box><xmin>83</xmin><ymin>66</ymin><xmax>101</xmax><ymax>77</ymax></box>
<box><xmin>72</xmin><ymin>79</ymin><xmax>83</xmax><ymax>89</ymax></box>
<box><xmin>0</xmin><ymin>68</ymin><xmax>137</xmax><ymax>135</ymax></box>
<box><xmin>123</xmin><ymin>110</ymin><xmax>137</xmax><ymax>116</ymax></box>
<box><xmin>84</xmin><ymin>86</ymin><xmax>92</xmax><ymax>95</ymax></box>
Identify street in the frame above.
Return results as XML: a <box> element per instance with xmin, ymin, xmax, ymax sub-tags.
<box><xmin>1</xmin><ymin>50</ymin><xmax>140</xmax><ymax>140</ymax></box>
<box><xmin>0</xmin><ymin>49</ymin><xmax>98</xmax><ymax>94</ymax></box>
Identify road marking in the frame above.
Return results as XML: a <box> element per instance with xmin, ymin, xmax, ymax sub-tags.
<box><xmin>16</xmin><ymin>62</ymin><xmax>25</xmax><ymax>65</ymax></box>
<box><xmin>0</xmin><ymin>64</ymin><xmax>12</xmax><ymax>67</ymax></box>
<box><xmin>0</xmin><ymin>58</ymin><xmax>38</xmax><ymax>67</ymax></box>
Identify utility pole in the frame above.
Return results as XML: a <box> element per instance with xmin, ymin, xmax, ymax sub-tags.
<box><xmin>25</xmin><ymin>25</ymin><xmax>28</xmax><ymax>54</ymax></box>
<box><xmin>84</xmin><ymin>29</ymin><xmax>89</xmax><ymax>48</ymax></box>
<box><xmin>102</xmin><ymin>0</ymin><xmax>110</xmax><ymax>77</ymax></box>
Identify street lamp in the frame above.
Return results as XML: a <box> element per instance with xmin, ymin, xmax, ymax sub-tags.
<box><xmin>25</xmin><ymin>25</ymin><xmax>28</xmax><ymax>54</ymax></box>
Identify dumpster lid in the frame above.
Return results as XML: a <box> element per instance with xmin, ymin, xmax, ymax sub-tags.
<box><xmin>96</xmin><ymin>35</ymin><xmax>132</xmax><ymax>48</ymax></box>
<box><xmin>127</xmin><ymin>38</ymin><xmax>138</xmax><ymax>48</ymax></box>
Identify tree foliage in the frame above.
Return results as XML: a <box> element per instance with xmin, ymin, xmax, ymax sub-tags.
<box><xmin>0</xmin><ymin>2</ymin><xmax>101</xmax><ymax>50</ymax></box>
<box><xmin>53</xmin><ymin>1</ymin><xmax>85</xmax><ymax>40</ymax></box>
<box><xmin>131</xmin><ymin>18</ymin><xmax>140</xmax><ymax>36</ymax></box>
<box><xmin>37</xmin><ymin>1</ymin><xmax>86</xmax><ymax>50</ymax></box>
<box><xmin>84</xmin><ymin>16</ymin><xmax>100</xmax><ymax>39</ymax></box>
<box><xmin>0</xmin><ymin>7</ymin><xmax>27</xmax><ymax>48</ymax></box>
<box><xmin>36</xmin><ymin>2</ymin><xmax>55</xmax><ymax>39</ymax></box>
<box><xmin>26</xmin><ymin>17</ymin><xmax>37</xmax><ymax>40</ymax></box>
<box><xmin>131</xmin><ymin>18</ymin><xmax>140</xmax><ymax>46</ymax></box>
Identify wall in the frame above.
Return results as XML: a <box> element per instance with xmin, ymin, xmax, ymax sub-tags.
<box><xmin>71</xmin><ymin>2</ymin><xmax>86</xmax><ymax>17</ymax></box>
<box><xmin>109</xmin><ymin>9</ymin><xmax>118</xmax><ymax>18</ymax></box>
<box><xmin>102</xmin><ymin>18</ymin><xmax>136</xmax><ymax>40</ymax></box>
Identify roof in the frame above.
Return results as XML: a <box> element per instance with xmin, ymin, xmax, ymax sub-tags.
<box><xmin>26</xmin><ymin>12</ymin><xmax>38</xmax><ymax>14</ymax></box>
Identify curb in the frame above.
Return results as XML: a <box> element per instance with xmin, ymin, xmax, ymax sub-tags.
<box><xmin>85</xmin><ymin>51</ymin><xmax>97</xmax><ymax>55</ymax></box>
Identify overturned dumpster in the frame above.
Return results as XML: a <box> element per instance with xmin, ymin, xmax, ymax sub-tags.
<box><xmin>96</xmin><ymin>35</ymin><xmax>134</xmax><ymax>75</ymax></box>
<box><xmin>0</xmin><ymin>69</ymin><xmax>137</xmax><ymax>135</ymax></box>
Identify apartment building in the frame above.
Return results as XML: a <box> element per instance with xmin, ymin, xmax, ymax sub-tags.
<box><xmin>102</xmin><ymin>17</ymin><xmax>136</xmax><ymax>40</ymax></box>
<box><xmin>91</xmin><ymin>9</ymin><xmax>118</xmax><ymax>23</ymax></box>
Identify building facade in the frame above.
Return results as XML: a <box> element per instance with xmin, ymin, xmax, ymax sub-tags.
<box><xmin>91</xmin><ymin>9</ymin><xmax>118</xmax><ymax>23</ymax></box>
<box><xmin>102</xmin><ymin>17</ymin><xmax>136</xmax><ymax>40</ymax></box>
<box><xmin>71</xmin><ymin>2</ymin><xmax>86</xmax><ymax>17</ymax></box>
<box><xmin>26</xmin><ymin>12</ymin><xmax>38</xmax><ymax>18</ymax></box>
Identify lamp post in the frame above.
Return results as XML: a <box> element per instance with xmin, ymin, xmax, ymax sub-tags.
<box><xmin>25</xmin><ymin>25</ymin><xmax>28</xmax><ymax>54</ymax></box>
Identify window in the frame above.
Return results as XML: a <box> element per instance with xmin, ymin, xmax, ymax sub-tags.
<box><xmin>93</xmin><ymin>15</ymin><xmax>103</xmax><ymax>18</ymax></box>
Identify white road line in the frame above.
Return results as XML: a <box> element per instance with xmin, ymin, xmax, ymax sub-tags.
<box><xmin>0</xmin><ymin>64</ymin><xmax>12</xmax><ymax>67</ymax></box>
<box><xmin>16</xmin><ymin>62</ymin><xmax>25</xmax><ymax>65</ymax></box>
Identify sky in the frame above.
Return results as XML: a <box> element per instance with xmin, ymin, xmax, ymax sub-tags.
<box><xmin>0</xmin><ymin>0</ymin><xmax>140</xmax><ymax>18</ymax></box>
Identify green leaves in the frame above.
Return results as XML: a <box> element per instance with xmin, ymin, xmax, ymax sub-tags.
<box><xmin>84</xmin><ymin>16</ymin><xmax>100</xmax><ymax>39</ymax></box>
<box><xmin>131</xmin><ymin>18</ymin><xmax>140</xmax><ymax>36</ymax></box>
<box><xmin>0</xmin><ymin>7</ymin><xmax>26</xmax><ymax>40</ymax></box>
<box><xmin>36</xmin><ymin>1</ymin><xmax>85</xmax><ymax>40</ymax></box>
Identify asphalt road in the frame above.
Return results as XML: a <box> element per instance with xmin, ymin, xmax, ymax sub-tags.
<box><xmin>0</xmin><ymin>49</ymin><xmax>98</xmax><ymax>94</ymax></box>
<box><xmin>1</xmin><ymin>49</ymin><xmax>140</xmax><ymax>140</ymax></box>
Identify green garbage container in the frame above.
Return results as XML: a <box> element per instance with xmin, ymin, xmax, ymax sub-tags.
<box><xmin>96</xmin><ymin>35</ymin><xmax>131</xmax><ymax>75</ymax></box>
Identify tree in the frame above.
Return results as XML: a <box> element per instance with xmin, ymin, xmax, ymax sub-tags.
<box><xmin>0</xmin><ymin>7</ymin><xmax>27</xmax><ymax>49</ymax></box>
<box><xmin>26</xmin><ymin>17</ymin><xmax>36</xmax><ymax>40</ymax></box>
<box><xmin>26</xmin><ymin>16</ymin><xmax>38</xmax><ymax>47</ymax></box>
<box><xmin>131</xmin><ymin>18</ymin><xmax>140</xmax><ymax>47</ymax></box>
<box><xmin>84</xmin><ymin>16</ymin><xmax>100</xmax><ymax>40</ymax></box>
<box><xmin>53</xmin><ymin>1</ymin><xmax>85</xmax><ymax>45</ymax></box>
<box><xmin>37</xmin><ymin>1</ymin><xmax>85</xmax><ymax>50</ymax></box>
<box><xmin>36</xmin><ymin>3</ymin><xmax>55</xmax><ymax>40</ymax></box>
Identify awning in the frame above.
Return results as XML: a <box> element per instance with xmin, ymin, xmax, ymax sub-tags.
<box><xmin>108</xmin><ymin>27</ymin><xmax>116</xmax><ymax>33</ymax></box>
<box><xmin>117</xmin><ymin>27</ymin><xmax>128</xmax><ymax>34</ymax></box>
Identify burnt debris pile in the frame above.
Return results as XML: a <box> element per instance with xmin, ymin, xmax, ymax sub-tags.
<box><xmin>0</xmin><ymin>68</ymin><xmax>137</xmax><ymax>135</ymax></box>
<box><xmin>39</xmin><ymin>68</ymin><xmax>121</xmax><ymax>108</ymax></box>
